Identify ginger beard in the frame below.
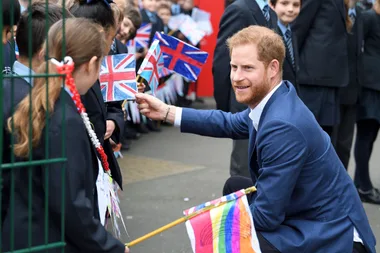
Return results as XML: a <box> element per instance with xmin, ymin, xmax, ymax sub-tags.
<box><xmin>232</xmin><ymin>68</ymin><xmax>271</xmax><ymax>108</ymax></box>
<box><xmin>229</xmin><ymin>44</ymin><xmax>273</xmax><ymax>108</ymax></box>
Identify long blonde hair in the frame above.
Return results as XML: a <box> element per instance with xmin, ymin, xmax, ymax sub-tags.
<box><xmin>344</xmin><ymin>0</ymin><xmax>353</xmax><ymax>32</ymax></box>
<box><xmin>8</xmin><ymin>18</ymin><xmax>105</xmax><ymax>157</ymax></box>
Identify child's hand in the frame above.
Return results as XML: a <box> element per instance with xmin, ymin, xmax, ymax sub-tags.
<box><xmin>137</xmin><ymin>82</ymin><xmax>146</xmax><ymax>93</ymax></box>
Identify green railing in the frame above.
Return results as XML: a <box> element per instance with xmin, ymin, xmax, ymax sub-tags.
<box><xmin>1</xmin><ymin>1</ymin><xmax>68</xmax><ymax>251</ymax></box>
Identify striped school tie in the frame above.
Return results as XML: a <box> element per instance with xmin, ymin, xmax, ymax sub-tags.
<box><xmin>285</xmin><ymin>29</ymin><xmax>295</xmax><ymax>67</ymax></box>
<box><xmin>263</xmin><ymin>5</ymin><xmax>270</xmax><ymax>22</ymax></box>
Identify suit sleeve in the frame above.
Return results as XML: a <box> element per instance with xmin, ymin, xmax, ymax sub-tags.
<box><xmin>251</xmin><ymin>120</ymin><xmax>307</xmax><ymax>231</ymax></box>
<box><xmin>213</xmin><ymin>5</ymin><xmax>248</xmax><ymax>112</ymax></box>
<box><xmin>180</xmin><ymin>108</ymin><xmax>250</xmax><ymax>139</ymax></box>
<box><xmin>106</xmin><ymin>101</ymin><xmax>124</xmax><ymax>143</ymax></box>
<box><xmin>292</xmin><ymin>0</ymin><xmax>322</xmax><ymax>50</ymax></box>
<box><xmin>45</xmin><ymin>115</ymin><xmax>124</xmax><ymax>252</ymax></box>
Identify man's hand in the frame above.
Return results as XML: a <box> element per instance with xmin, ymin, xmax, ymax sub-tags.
<box><xmin>125</xmin><ymin>246</ymin><xmax>130</xmax><ymax>252</ymax></box>
<box><xmin>104</xmin><ymin>120</ymin><xmax>116</xmax><ymax>140</ymax></box>
<box><xmin>135</xmin><ymin>93</ymin><xmax>176</xmax><ymax>123</ymax></box>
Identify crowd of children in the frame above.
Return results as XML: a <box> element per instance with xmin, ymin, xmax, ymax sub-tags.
<box><xmin>110</xmin><ymin>0</ymin><xmax>206</xmax><ymax>153</ymax></box>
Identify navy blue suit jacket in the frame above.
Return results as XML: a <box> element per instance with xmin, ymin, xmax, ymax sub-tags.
<box><xmin>180</xmin><ymin>81</ymin><xmax>376</xmax><ymax>252</ymax></box>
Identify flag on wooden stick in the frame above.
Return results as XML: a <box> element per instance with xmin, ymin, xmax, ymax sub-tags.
<box><xmin>183</xmin><ymin>189</ymin><xmax>262</xmax><ymax>253</ymax></box>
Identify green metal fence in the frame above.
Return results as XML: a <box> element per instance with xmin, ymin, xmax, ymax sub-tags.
<box><xmin>1</xmin><ymin>1</ymin><xmax>67</xmax><ymax>251</ymax></box>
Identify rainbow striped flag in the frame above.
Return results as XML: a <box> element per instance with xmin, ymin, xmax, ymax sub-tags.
<box><xmin>183</xmin><ymin>189</ymin><xmax>261</xmax><ymax>253</ymax></box>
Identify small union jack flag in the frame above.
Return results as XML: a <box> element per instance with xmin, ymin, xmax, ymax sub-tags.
<box><xmin>179</xmin><ymin>15</ymin><xmax>206</xmax><ymax>46</ymax></box>
<box><xmin>154</xmin><ymin>32</ymin><xmax>208</xmax><ymax>81</ymax></box>
<box><xmin>99</xmin><ymin>53</ymin><xmax>137</xmax><ymax>102</ymax></box>
<box><xmin>135</xmin><ymin>23</ymin><xmax>152</xmax><ymax>49</ymax></box>
<box><xmin>126</xmin><ymin>39</ymin><xmax>136</xmax><ymax>54</ymax></box>
<box><xmin>137</xmin><ymin>40</ymin><xmax>163</xmax><ymax>95</ymax></box>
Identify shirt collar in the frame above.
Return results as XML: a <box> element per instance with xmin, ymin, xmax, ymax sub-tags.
<box><xmin>348</xmin><ymin>7</ymin><xmax>356</xmax><ymax>16</ymax></box>
<box><xmin>256</xmin><ymin>0</ymin><xmax>269</xmax><ymax>12</ymax></box>
<box><xmin>249</xmin><ymin>81</ymin><xmax>282</xmax><ymax>131</ymax></box>
<box><xmin>277</xmin><ymin>20</ymin><xmax>290</xmax><ymax>36</ymax></box>
<box><xmin>12</xmin><ymin>61</ymin><xmax>35</xmax><ymax>86</ymax></box>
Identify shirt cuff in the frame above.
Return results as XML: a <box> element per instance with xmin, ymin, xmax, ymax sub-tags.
<box><xmin>174</xmin><ymin>107</ymin><xmax>182</xmax><ymax>127</ymax></box>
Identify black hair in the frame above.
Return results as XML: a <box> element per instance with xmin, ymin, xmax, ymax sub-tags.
<box><xmin>2</xmin><ymin>0</ymin><xmax>21</xmax><ymax>27</ymax></box>
<box><xmin>69</xmin><ymin>0</ymin><xmax>115</xmax><ymax>29</ymax></box>
<box><xmin>16</xmin><ymin>2</ymin><xmax>71</xmax><ymax>58</ymax></box>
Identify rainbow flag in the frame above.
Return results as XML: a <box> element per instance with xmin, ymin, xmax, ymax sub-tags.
<box><xmin>183</xmin><ymin>189</ymin><xmax>261</xmax><ymax>253</ymax></box>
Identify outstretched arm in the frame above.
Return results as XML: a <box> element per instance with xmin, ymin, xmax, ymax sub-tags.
<box><xmin>135</xmin><ymin>93</ymin><xmax>250</xmax><ymax>139</ymax></box>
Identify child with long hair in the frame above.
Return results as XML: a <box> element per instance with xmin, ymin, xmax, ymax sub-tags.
<box><xmin>1</xmin><ymin>1</ymin><xmax>68</xmax><ymax>229</ymax></box>
<box><xmin>69</xmin><ymin>0</ymin><xmax>125</xmax><ymax>190</ymax></box>
<box><xmin>2</xmin><ymin>18</ymin><xmax>128</xmax><ymax>252</ymax></box>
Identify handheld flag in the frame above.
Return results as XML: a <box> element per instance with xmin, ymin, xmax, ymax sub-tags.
<box><xmin>99</xmin><ymin>54</ymin><xmax>137</xmax><ymax>102</ymax></box>
<box><xmin>137</xmin><ymin>40</ymin><xmax>163</xmax><ymax>95</ymax></box>
<box><xmin>135</xmin><ymin>23</ymin><xmax>152</xmax><ymax>49</ymax></box>
<box><xmin>154</xmin><ymin>32</ymin><xmax>208</xmax><ymax>81</ymax></box>
<box><xmin>183</xmin><ymin>189</ymin><xmax>262</xmax><ymax>253</ymax></box>
<box><xmin>126</xmin><ymin>39</ymin><xmax>136</xmax><ymax>54</ymax></box>
<box><xmin>125</xmin><ymin>187</ymin><xmax>258</xmax><ymax>249</ymax></box>
<box><xmin>178</xmin><ymin>15</ymin><xmax>206</xmax><ymax>46</ymax></box>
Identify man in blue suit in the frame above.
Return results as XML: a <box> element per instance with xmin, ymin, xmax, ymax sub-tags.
<box><xmin>135</xmin><ymin>26</ymin><xmax>376</xmax><ymax>253</ymax></box>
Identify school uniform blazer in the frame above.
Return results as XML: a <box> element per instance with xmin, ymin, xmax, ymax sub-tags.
<box><xmin>212</xmin><ymin>0</ymin><xmax>277</xmax><ymax>112</ymax></box>
<box><xmin>81</xmin><ymin>81</ymin><xmax>124</xmax><ymax>189</ymax></box>
<box><xmin>81</xmin><ymin>44</ymin><xmax>125</xmax><ymax>189</ymax></box>
<box><xmin>178</xmin><ymin>81</ymin><xmax>376</xmax><ymax>253</ymax></box>
<box><xmin>1</xmin><ymin>91</ymin><xmax>125</xmax><ymax>252</ymax></box>
<box><xmin>340</xmin><ymin>6</ymin><xmax>364</xmax><ymax>105</ymax></box>
<box><xmin>292</xmin><ymin>0</ymin><xmax>349</xmax><ymax>88</ymax></box>
<box><xmin>1</xmin><ymin>77</ymin><xmax>31</xmax><ymax>226</ymax></box>
<box><xmin>360</xmin><ymin>9</ymin><xmax>380</xmax><ymax>91</ymax></box>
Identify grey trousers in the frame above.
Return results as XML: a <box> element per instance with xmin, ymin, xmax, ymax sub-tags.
<box><xmin>230</xmin><ymin>139</ymin><xmax>250</xmax><ymax>177</ymax></box>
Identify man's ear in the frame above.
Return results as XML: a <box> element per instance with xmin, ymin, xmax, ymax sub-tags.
<box><xmin>268</xmin><ymin>59</ymin><xmax>280</xmax><ymax>79</ymax></box>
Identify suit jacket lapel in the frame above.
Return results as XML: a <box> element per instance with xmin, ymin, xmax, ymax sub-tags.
<box><xmin>269</xmin><ymin>9</ymin><xmax>278</xmax><ymax>29</ymax></box>
<box><xmin>249</xmin><ymin>124</ymin><xmax>259</xmax><ymax>178</ymax></box>
<box><xmin>355</xmin><ymin>7</ymin><xmax>363</xmax><ymax>57</ymax></box>
<box><xmin>245</xmin><ymin>0</ymin><xmax>267</xmax><ymax>26</ymax></box>
<box><xmin>332</xmin><ymin>0</ymin><xmax>346</xmax><ymax>25</ymax></box>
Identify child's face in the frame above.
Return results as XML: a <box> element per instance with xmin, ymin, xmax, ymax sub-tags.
<box><xmin>142</xmin><ymin>0</ymin><xmax>158</xmax><ymax>12</ymax></box>
<box><xmin>157</xmin><ymin>8</ymin><xmax>171</xmax><ymax>25</ymax></box>
<box><xmin>271</xmin><ymin>0</ymin><xmax>301</xmax><ymax>25</ymax></box>
<box><xmin>2</xmin><ymin>26</ymin><xmax>17</xmax><ymax>44</ymax></box>
<box><xmin>181</xmin><ymin>0</ymin><xmax>193</xmax><ymax>10</ymax></box>
<box><xmin>116</xmin><ymin>17</ymin><xmax>135</xmax><ymax>42</ymax></box>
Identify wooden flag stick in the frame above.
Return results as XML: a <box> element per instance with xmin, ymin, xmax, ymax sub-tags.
<box><xmin>125</xmin><ymin>186</ymin><xmax>257</xmax><ymax>247</ymax></box>
<box><xmin>167</xmin><ymin>29</ymin><xmax>177</xmax><ymax>36</ymax></box>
